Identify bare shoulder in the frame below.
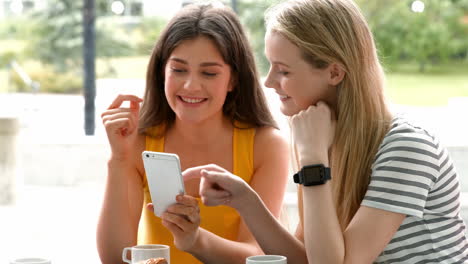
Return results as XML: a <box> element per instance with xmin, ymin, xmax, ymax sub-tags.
<box><xmin>254</xmin><ymin>126</ymin><xmax>289</xmax><ymax>168</ymax></box>
<box><xmin>251</xmin><ymin>126</ymin><xmax>290</xmax><ymax>217</ymax></box>
<box><xmin>254</xmin><ymin>126</ymin><xmax>288</xmax><ymax>148</ymax></box>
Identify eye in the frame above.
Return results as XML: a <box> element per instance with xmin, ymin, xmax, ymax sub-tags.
<box><xmin>278</xmin><ymin>71</ymin><xmax>289</xmax><ymax>76</ymax></box>
<box><xmin>171</xmin><ymin>67</ymin><xmax>186</xmax><ymax>73</ymax></box>
<box><xmin>202</xmin><ymin>72</ymin><xmax>218</xmax><ymax>77</ymax></box>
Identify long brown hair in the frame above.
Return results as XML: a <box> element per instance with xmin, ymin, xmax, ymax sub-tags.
<box><xmin>139</xmin><ymin>3</ymin><xmax>276</xmax><ymax>135</ymax></box>
<box><xmin>266</xmin><ymin>0</ymin><xmax>393</xmax><ymax>229</ymax></box>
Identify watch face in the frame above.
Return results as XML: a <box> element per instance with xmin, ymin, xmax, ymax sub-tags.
<box><xmin>294</xmin><ymin>164</ymin><xmax>329</xmax><ymax>186</ymax></box>
<box><xmin>303</xmin><ymin>167</ymin><xmax>323</xmax><ymax>182</ymax></box>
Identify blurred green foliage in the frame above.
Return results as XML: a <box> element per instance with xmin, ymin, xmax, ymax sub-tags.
<box><xmin>0</xmin><ymin>0</ymin><xmax>163</xmax><ymax>92</ymax></box>
<box><xmin>1</xmin><ymin>0</ymin><xmax>468</xmax><ymax>94</ymax></box>
<box><xmin>236</xmin><ymin>0</ymin><xmax>468</xmax><ymax>74</ymax></box>
<box><xmin>357</xmin><ymin>0</ymin><xmax>468</xmax><ymax>71</ymax></box>
<box><xmin>135</xmin><ymin>16</ymin><xmax>168</xmax><ymax>55</ymax></box>
<box><xmin>9</xmin><ymin>62</ymin><xmax>82</xmax><ymax>94</ymax></box>
<box><xmin>0</xmin><ymin>52</ymin><xmax>16</xmax><ymax>68</ymax></box>
<box><xmin>26</xmin><ymin>0</ymin><xmax>134</xmax><ymax>73</ymax></box>
<box><xmin>238</xmin><ymin>0</ymin><xmax>280</xmax><ymax>75</ymax></box>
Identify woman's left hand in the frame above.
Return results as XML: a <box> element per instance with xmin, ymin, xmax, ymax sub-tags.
<box><xmin>290</xmin><ymin>101</ymin><xmax>336</xmax><ymax>166</ymax></box>
<box><xmin>147</xmin><ymin>195</ymin><xmax>201</xmax><ymax>251</ymax></box>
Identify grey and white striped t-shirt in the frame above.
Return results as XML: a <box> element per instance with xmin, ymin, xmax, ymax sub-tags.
<box><xmin>362</xmin><ymin>117</ymin><xmax>468</xmax><ymax>264</ymax></box>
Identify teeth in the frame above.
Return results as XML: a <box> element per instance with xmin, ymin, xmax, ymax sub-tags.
<box><xmin>181</xmin><ymin>97</ymin><xmax>204</xmax><ymax>103</ymax></box>
<box><xmin>279</xmin><ymin>95</ymin><xmax>289</xmax><ymax>99</ymax></box>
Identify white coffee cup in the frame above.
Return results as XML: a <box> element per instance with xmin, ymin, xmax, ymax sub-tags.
<box><xmin>122</xmin><ymin>244</ymin><xmax>170</xmax><ymax>264</ymax></box>
<box><xmin>246</xmin><ymin>255</ymin><xmax>287</xmax><ymax>264</ymax></box>
<box><xmin>9</xmin><ymin>258</ymin><xmax>51</xmax><ymax>264</ymax></box>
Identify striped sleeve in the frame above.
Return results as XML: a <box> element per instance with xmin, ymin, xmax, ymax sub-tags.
<box><xmin>362</xmin><ymin>125</ymin><xmax>441</xmax><ymax>218</ymax></box>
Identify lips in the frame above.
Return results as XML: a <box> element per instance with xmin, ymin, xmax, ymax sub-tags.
<box><xmin>278</xmin><ymin>94</ymin><xmax>291</xmax><ymax>101</ymax></box>
<box><xmin>179</xmin><ymin>96</ymin><xmax>207</xmax><ymax>104</ymax></box>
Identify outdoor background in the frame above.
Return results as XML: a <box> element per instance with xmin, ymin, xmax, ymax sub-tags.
<box><xmin>0</xmin><ymin>0</ymin><xmax>467</xmax><ymax>263</ymax></box>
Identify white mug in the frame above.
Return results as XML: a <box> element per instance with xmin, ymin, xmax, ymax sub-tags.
<box><xmin>122</xmin><ymin>244</ymin><xmax>170</xmax><ymax>264</ymax></box>
<box><xmin>246</xmin><ymin>255</ymin><xmax>287</xmax><ymax>264</ymax></box>
<box><xmin>9</xmin><ymin>258</ymin><xmax>51</xmax><ymax>264</ymax></box>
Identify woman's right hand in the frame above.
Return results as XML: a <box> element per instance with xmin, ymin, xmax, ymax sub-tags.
<box><xmin>290</xmin><ymin>101</ymin><xmax>335</xmax><ymax>166</ymax></box>
<box><xmin>101</xmin><ymin>94</ymin><xmax>143</xmax><ymax>160</ymax></box>
<box><xmin>183</xmin><ymin>164</ymin><xmax>253</xmax><ymax>211</ymax></box>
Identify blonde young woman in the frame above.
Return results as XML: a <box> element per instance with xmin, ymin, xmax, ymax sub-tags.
<box><xmin>97</xmin><ymin>3</ymin><xmax>289</xmax><ymax>264</ymax></box>
<box><xmin>186</xmin><ymin>0</ymin><xmax>468</xmax><ymax>263</ymax></box>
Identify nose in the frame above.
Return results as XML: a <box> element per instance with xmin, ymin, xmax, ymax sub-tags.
<box><xmin>183</xmin><ymin>74</ymin><xmax>202</xmax><ymax>91</ymax></box>
<box><xmin>263</xmin><ymin>68</ymin><xmax>276</xmax><ymax>89</ymax></box>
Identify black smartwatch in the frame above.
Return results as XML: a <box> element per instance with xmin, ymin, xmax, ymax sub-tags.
<box><xmin>293</xmin><ymin>164</ymin><xmax>331</xmax><ymax>186</ymax></box>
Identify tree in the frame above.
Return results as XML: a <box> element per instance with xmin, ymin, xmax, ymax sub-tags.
<box><xmin>238</xmin><ymin>0</ymin><xmax>280</xmax><ymax>75</ymax></box>
<box><xmin>359</xmin><ymin>0</ymin><xmax>468</xmax><ymax>71</ymax></box>
<box><xmin>238</xmin><ymin>0</ymin><xmax>468</xmax><ymax>73</ymax></box>
<box><xmin>26</xmin><ymin>0</ymin><xmax>132</xmax><ymax>73</ymax></box>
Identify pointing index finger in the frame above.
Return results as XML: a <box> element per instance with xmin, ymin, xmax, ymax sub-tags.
<box><xmin>182</xmin><ymin>167</ymin><xmax>203</xmax><ymax>181</ymax></box>
<box><xmin>182</xmin><ymin>164</ymin><xmax>225</xmax><ymax>181</ymax></box>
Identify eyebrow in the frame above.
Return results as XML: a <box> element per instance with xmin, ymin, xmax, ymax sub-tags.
<box><xmin>271</xmin><ymin>61</ymin><xmax>291</xmax><ymax>68</ymax></box>
<box><xmin>169</xmin><ymin>57</ymin><xmax>224</xmax><ymax>67</ymax></box>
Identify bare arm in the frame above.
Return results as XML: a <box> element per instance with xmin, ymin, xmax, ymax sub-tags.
<box><xmin>302</xmin><ymin>183</ymin><xmax>405</xmax><ymax>264</ymax></box>
<box><xmin>292</xmin><ymin>102</ymin><xmax>405</xmax><ymax>264</ymax></box>
<box><xmin>236</xmin><ymin>127</ymin><xmax>307</xmax><ymax>263</ymax></box>
<box><xmin>96</xmin><ymin>94</ymin><xmax>145</xmax><ymax>264</ymax></box>
<box><xmin>187</xmin><ymin>226</ymin><xmax>261</xmax><ymax>264</ymax></box>
<box><xmin>234</xmin><ymin>187</ymin><xmax>308</xmax><ymax>264</ymax></box>
<box><xmin>97</xmin><ymin>159</ymin><xmax>144</xmax><ymax>264</ymax></box>
<box><xmin>186</xmin><ymin>128</ymin><xmax>307</xmax><ymax>263</ymax></box>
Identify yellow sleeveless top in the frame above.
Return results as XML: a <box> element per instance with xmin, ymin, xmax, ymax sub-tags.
<box><xmin>138</xmin><ymin>123</ymin><xmax>256</xmax><ymax>264</ymax></box>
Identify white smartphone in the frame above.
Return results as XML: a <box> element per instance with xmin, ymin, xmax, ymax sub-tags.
<box><xmin>142</xmin><ymin>151</ymin><xmax>185</xmax><ymax>217</ymax></box>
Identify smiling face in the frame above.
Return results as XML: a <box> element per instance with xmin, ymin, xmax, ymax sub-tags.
<box><xmin>264</xmin><ymin>30</ymin><xmax>338</xmax><ymax>116</ymax></box>
<box><xmin>164</xmin><ymin>36</ymin><xmax>232</xmax><ymax>124</ymax></box>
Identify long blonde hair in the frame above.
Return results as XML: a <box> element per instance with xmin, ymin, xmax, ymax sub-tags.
<box><xmin>266</xmin><ymin>0</ymin><xmax>393</xmax><ymax>229</ymax></box>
